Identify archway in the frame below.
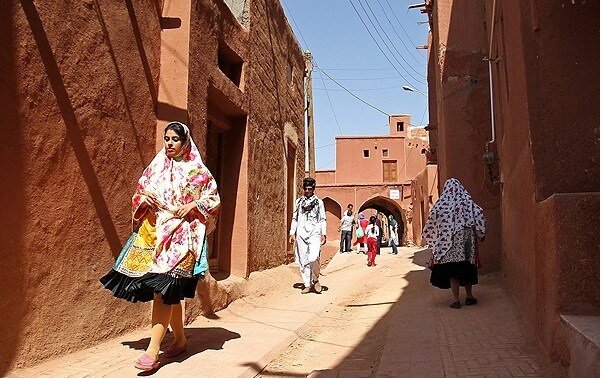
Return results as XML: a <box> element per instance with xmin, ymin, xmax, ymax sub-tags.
<box><xmin>358</xmin><ymin>196</ymin><xmax>408</xmax><ymax>246</ymax></box>
<box><xmin>323</xmin><ymin>197</ymin><xmax>342</xmax><ymax>241</ymax></box>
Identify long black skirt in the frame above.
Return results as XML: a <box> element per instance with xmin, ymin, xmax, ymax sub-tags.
<box><xmin>430</xmin><ymin>261</ymin><xmax>478</xmax><ymax>289</ymax></box>
<box><xmin>100</xmin><ymin>269</ymin><xmax>199</xmax><ymax>305</ymax></box>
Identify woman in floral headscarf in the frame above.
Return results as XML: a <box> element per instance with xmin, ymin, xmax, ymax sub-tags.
<box><xmin>101</xmin><ymin>122</ymin><xmax>220</xmax><ymax>370</ymax></box>
<box><xmin>422</xmin><ymin>178</ymin><xmax>485</xmax><ymax>309</ymax></box>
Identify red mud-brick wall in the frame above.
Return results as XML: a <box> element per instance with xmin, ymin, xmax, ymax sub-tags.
<box><xmin>0</xmin><ymin>0</ymin><xmax>160</xmax><ymax>373</ymax></box>
<box><xmin>246</xmin><ymin>0</ymin><xmax>305</xmax><ymax>272</ymax></box>
<box><xmin>429</xmin><ymin>0</ymin><xmax>502</xmax><ymax>272</ymax></box>
<box><xmin>485</xmin><ymin>0</ymin><xmax>599</xmax><ymax>360</ymax></box>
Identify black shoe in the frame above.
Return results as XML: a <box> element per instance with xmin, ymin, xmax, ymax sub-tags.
<box><xmin>450</xmin><ymin>301</ymin><xmax>461</xmax><ymax>309</ymax></box>
<box><xmin>465</xmin><ymin>297</ymin><xmax>478</xmax><ymax>306</ymax></box>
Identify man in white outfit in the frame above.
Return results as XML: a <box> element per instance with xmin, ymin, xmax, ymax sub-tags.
<box><xmin>289</xmin><ymin>177</ymin><xmax>327</xmax><ymax>294</ymax></box>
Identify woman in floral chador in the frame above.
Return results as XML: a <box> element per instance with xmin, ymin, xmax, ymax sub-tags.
<box><xmin>422</xmin><ymin>178</ymin><xmax>485</xmax><ymax>309</ymax></box>
<box><xmin>100</xmin><ymin>122</ymin><xmax>220</xmax><ymax>371</ymax></box>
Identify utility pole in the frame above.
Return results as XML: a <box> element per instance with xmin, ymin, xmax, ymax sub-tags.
<box><xmin>304</xmin><ymin>50</ymin><xmax>316</xmax><ymax>178</ymax></box>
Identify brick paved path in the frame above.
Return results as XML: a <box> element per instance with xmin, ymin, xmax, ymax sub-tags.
<box><xmin>8</xmin><ymin>248</ymin><xmax>554</xmax><ymax>377</ymax></box>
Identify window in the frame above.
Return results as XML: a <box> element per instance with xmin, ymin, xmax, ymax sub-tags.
<box><xmin>382</xmin><ymin>149</ymin><xmax>389</xmax><ymax>158</ymax></box>
<box><xmin>363</xmin><ymin>149</ymin><xmax>370</xmax><ymax>158</ymax></box>
<box><xmin>396</xmin><ymin>121</ymin><xmax>404</xmax><ymax>132</ymax></box>
<box><xmin>218</xmin><ymin>43</ymin><xmax>244</xmax><ymax>87</ymax></box>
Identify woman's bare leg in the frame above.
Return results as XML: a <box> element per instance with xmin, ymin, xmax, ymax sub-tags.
<box><xmin>465</xmin><ymin>285</ymin><xmax>474</xmax><ymax>298</ymax></box>
<box><xmin>146</xmin><ymin>293</ymin><xmax>172</xmax><ymax>358</ymax></box>
<box><xmin>450</xmin><ymin>278</ymin><xmax>460</xmax><ymax>303</ymax></box>
<box><xmin>168</xmin><ymin>302</ymin><xmax>187</xmax><ymax>347</ymax></box>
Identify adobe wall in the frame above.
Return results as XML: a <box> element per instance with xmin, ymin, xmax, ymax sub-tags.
<box><xmin>244</xmin><ymin>0</ymin><xmax>305</xmax><ymax>273</ymax></box>
<box><xmin>523</xmin><ymin>1</ymin><xmax>599</xmax><ymax>200</ymax></box>
<box><xmin>411</xmin><ymin>164</ymin><xmax>439</xmax><ymax>246</ymax></box>
<box><xmin>430</xmin><ymin>0</ymin><xmax>501</xmax><ymax>272</ymax></box>
<box><xmin>336</xmin><ymin>136</ymin><xmax>411</xmax><ymax>183</ymax></box>
<box><xmin>536</xmin><ymin>194</ymin><xmax>599</xmax><ymax>363</ymax></box>
<box><xmin>484</xmin><ymin>0</ymin><xmax>599</xmax><ymax>365</ymax></box>
<box><xmin>315</xmin><ymin>170</ymin><xmax>335</xmax><ymax>184</ymax></box>
<box><xmin>0</xmin><ymin>0</ymin><xmax>160</xmax><ymax>372</ymax></box>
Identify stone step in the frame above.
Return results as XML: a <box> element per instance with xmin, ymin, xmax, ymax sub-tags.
<box><xmin>559</xmin><ymin>314</ymin><xmax>599</xmax><ymax>377</ymax></box>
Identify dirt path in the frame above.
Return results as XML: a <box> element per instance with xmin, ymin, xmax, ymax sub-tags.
<box><xmin>258</xmin><ymin>248</ymin><xmax>416</xmax><ymax>377</ymax></box>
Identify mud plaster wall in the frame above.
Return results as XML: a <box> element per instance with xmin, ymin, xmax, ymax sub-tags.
<box><xmin>246</xmin><ymin>0</ymin><xmax>305</xmax><ymax>273</ymax></box>
<box><xmin>0</xmin><ymin>0</ymin><xmax>160</xmax><ymax>372</ymax></box>
<box><xmin>430</xmin><ymin>0</ymin><xmax>502</xmax><ymax>272</ymax></box>
<box><xmin>484</xmin><ymin>0</ymin><xmax>599</xmax><ymax>355</ymax></box>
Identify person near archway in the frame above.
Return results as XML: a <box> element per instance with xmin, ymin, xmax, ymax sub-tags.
<box><xmin>353</xmin><ymin>212</ymin><xmax>369</xmax><ymax>254</ymax></box>
<box><xmin>422</xmin><ymin>178</ymin><xmax>486</xmax><ymax>309</ymax></box>
<box><xmin>388</xmin><ymin>215</ymin><xmax>399</xmax><ymax>255</ymax></box>
<box><xmin>338</xmin><ymin>204</ymin><xmax>355</xmax><ymax>253</ymax></box>
<box><xmin>366</xmin><ymin>215</ymin><xmax>380</xmax><ymax>266</ymax></box>
<box><xmin>289</xmin><ymin>177</ymin><xmax>327</xmax><ymax>294</ymax></box>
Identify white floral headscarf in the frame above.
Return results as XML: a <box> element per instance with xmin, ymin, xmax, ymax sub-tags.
<box><xmin>422</xmin><ymin>178</ymin><xmax>486</xmax><ymax>261</ymax></box>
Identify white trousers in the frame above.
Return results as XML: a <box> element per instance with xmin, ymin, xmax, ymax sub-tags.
<box><xmin>295</xmin><ymin>235</ymin><xmax>321</xmax><ymax>286</ymax></box>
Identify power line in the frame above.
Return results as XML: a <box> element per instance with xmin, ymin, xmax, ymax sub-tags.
<box><xmin>314</xmin><ymin>85</ymin><xmax>403</xmax><ymax>92</ymax></box>
<box><xmin>317</xmin><ymin>69</ymin><xmax>344</xmax><ymax>135</ymax></box>
<box><xmin>362</xmin><ymin>0</ymin><xmax>426</xmax><ymax>78</ymax></box>
<box><xmin>385</xmin><ymin>0</ymin><xmax>427</xmax><ymax>56</ymax></box>
<box><xmin>375</xmin><ymin>0</ymin><xmax>426</xmax><ymax>68</ymax></box>
<box><xmin>316</xmin><ymin>66</ymin><xmax>390</xmax><ymax>116</ymax></box>
<box><xmin>318</xmin><ymin>67</ymin><xmax>398</xmax><ymax>71</ymax></box>
<box><xmin>348</xmin><ymin>0</ymin><xmax>423</xmax><ymax>90</ymax></box>
<box><xmin>281</xmin><ymin>0</ymin><xmax>309</xmax><ymax>50</ymax></box>
<box><xmin>318</xmin><ymin>75</ymin><xmax>402</xmax><ymax>81</ymax></box>
<box><xmin>317</xmin><ymin>158</ymin><xmax>336</xmax><ymax>170</ymax></box>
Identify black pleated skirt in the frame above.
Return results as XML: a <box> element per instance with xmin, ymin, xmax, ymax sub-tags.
<box><xmin>429</xmin><ymin>261</ymin><xmax>478</xmax><ymax>289</ymax></box>
<box><xmin>100</xmin><ymin>269</ymin><xmax>199</xmax><ymax>305</ymax></box>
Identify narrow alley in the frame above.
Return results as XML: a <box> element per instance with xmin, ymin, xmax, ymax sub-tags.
<box><xmin>9</xmin><ymin>248</ymin><xmax>553</xmax><ymax>377</ymax></box>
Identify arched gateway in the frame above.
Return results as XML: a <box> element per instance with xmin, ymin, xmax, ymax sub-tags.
<box><xmin>359</xmin><ymin>196</ymin><xmax>407</xmax><ymax>246</ymax></box>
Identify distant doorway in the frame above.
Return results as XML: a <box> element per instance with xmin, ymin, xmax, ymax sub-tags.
<box><xmin>286</xmin><ymin>142</ymin><xmax>296</xmax><ymax>261</ymax></box>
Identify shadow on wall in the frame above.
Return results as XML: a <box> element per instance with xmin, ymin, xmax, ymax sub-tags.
<box><xmin>20</xmin><ymin>0</ymin><xmax>123</xmax><ymax>258</ymax></box>
<box><xmin>0</xmin><ymin>3</ymin><xmax>25</xmax><ymax>375</ymax></box>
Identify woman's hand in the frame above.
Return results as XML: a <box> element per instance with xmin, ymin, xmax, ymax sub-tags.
<box><xmin>139</xmin><ymin>195</ymin><xmax>158</xmax><ymax>211</ymax></box>
<box><xmin>175</xmin><ymin>202</ymin><xmax>197</xmax><ymax>218</ymax></box>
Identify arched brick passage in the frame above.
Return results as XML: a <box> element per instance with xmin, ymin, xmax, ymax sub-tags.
<box><xmin>358</xmin><ymin>196</ymin><xmax>407</xmax><ymax>246</ymax></box>
<box><xmin>322</xmin><ymin>197</ymin><xmax>342</xmax><ymax>241</ymax></box>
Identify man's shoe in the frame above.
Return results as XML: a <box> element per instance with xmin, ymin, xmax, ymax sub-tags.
<box><xmin>313</xmin><ymin>282</ymin><xmax>322</xmax><ymax>294</ymax></box>
<box><xmin>301</xmin><ymin>287</ymin><xmax>311</xmax><ymax>294</ymax></box>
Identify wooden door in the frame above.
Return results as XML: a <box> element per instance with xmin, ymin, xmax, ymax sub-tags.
<box><xmin>382</xmin><ymin>160</ymin><xmax>398</xmax><ymax>182</ymax></box>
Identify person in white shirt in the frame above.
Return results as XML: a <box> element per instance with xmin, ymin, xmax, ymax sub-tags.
<box><xmin>289</xmin><ymin>177</ymin><xmax>327</xmax><ymax>294</ymax></box>
<box><xmin>337</xmin><ymin>204</ymin><xmax>355</xmax><ymax>253</ymax></box>
<box><xmin>365</xmin><ymin>215</ymin><xmax>380</xmax><ymax>266</ymax></box>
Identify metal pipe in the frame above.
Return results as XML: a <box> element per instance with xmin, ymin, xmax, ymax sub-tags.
<box><xmin>486</xmin><ymin>0</ymin><xmax>498</xmax><ymax>149</ymax></box>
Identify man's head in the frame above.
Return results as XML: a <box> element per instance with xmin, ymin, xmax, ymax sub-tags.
<box><xmin>346</xmin><ymin>204</ymin><xmax>353</xmax><ymax>215</ymax></box>
<box><xmin>303</xmin><ymin>177</ymin><xmax>316</xmax><ymax>198</ymax></box>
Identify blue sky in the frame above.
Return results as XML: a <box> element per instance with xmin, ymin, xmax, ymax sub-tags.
<box><xmin>280</xmin><ymin>0</ymin><xmax>430</xmax><ymax>170</ymax></box>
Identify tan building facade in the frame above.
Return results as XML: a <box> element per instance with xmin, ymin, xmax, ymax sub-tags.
<box><xmin>0</xmin><ymin>0</ymin><xmax>305</xmax><ymax>373</ymax></box>
<box><xmin>314</xmin><ymin>115</ymin><xmax>438</xmax><ymax>246</ymax></box>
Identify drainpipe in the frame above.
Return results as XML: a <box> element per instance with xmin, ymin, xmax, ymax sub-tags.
<box><xmin>484</xmin><ymin>0</ymin><xmax>498</xmax><ymax>152</ymax></box>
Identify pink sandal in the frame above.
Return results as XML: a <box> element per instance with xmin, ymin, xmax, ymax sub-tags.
<box><xmin>163</xmin><ymin>343</ymin><xmax>187</xmax><ymax>358</ymax></box>
<box><xmin>134</xmin><ymin>353</ymin><xmax>159</xmax><ymax>371</ymax></box>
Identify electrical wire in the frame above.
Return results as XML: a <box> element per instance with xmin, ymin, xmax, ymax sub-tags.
<box><xmin>376</xmin><ymin>0</ymin><xmax>426</xmax><ymax>68</ymax></box>
<box><xmin>348</xmin><ymin>0</ymin><xmax>424</xmax><ymax>89</ymax></box>
<box><xmin>317</xmin><ymin>69</ymin><xmax>344</xmax><ymax>135</ymax></box>
<box><xmin>362</xmin><ymin>0</ymin><xmax>426</xmax><ymax>78</ymax></box>
<box><xmin>316</xmin><ymin>66</ymin><xmax>390</xmax><ymax>116</ymax></box>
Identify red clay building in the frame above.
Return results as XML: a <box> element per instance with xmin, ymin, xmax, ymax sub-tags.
<box><xmin>0</xmin><ymin>0</ymin><xmax>305</xmax><ymax>373</ymax></box>
<box><xmin>424</xmin><ymin>0</ymin><xmax>599</xmax><ymax>374</ymax></box>
<box><xmin>314</xmin><ymin>115</ymin><xmax>438</xmax><ymax>246</ymax></box>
